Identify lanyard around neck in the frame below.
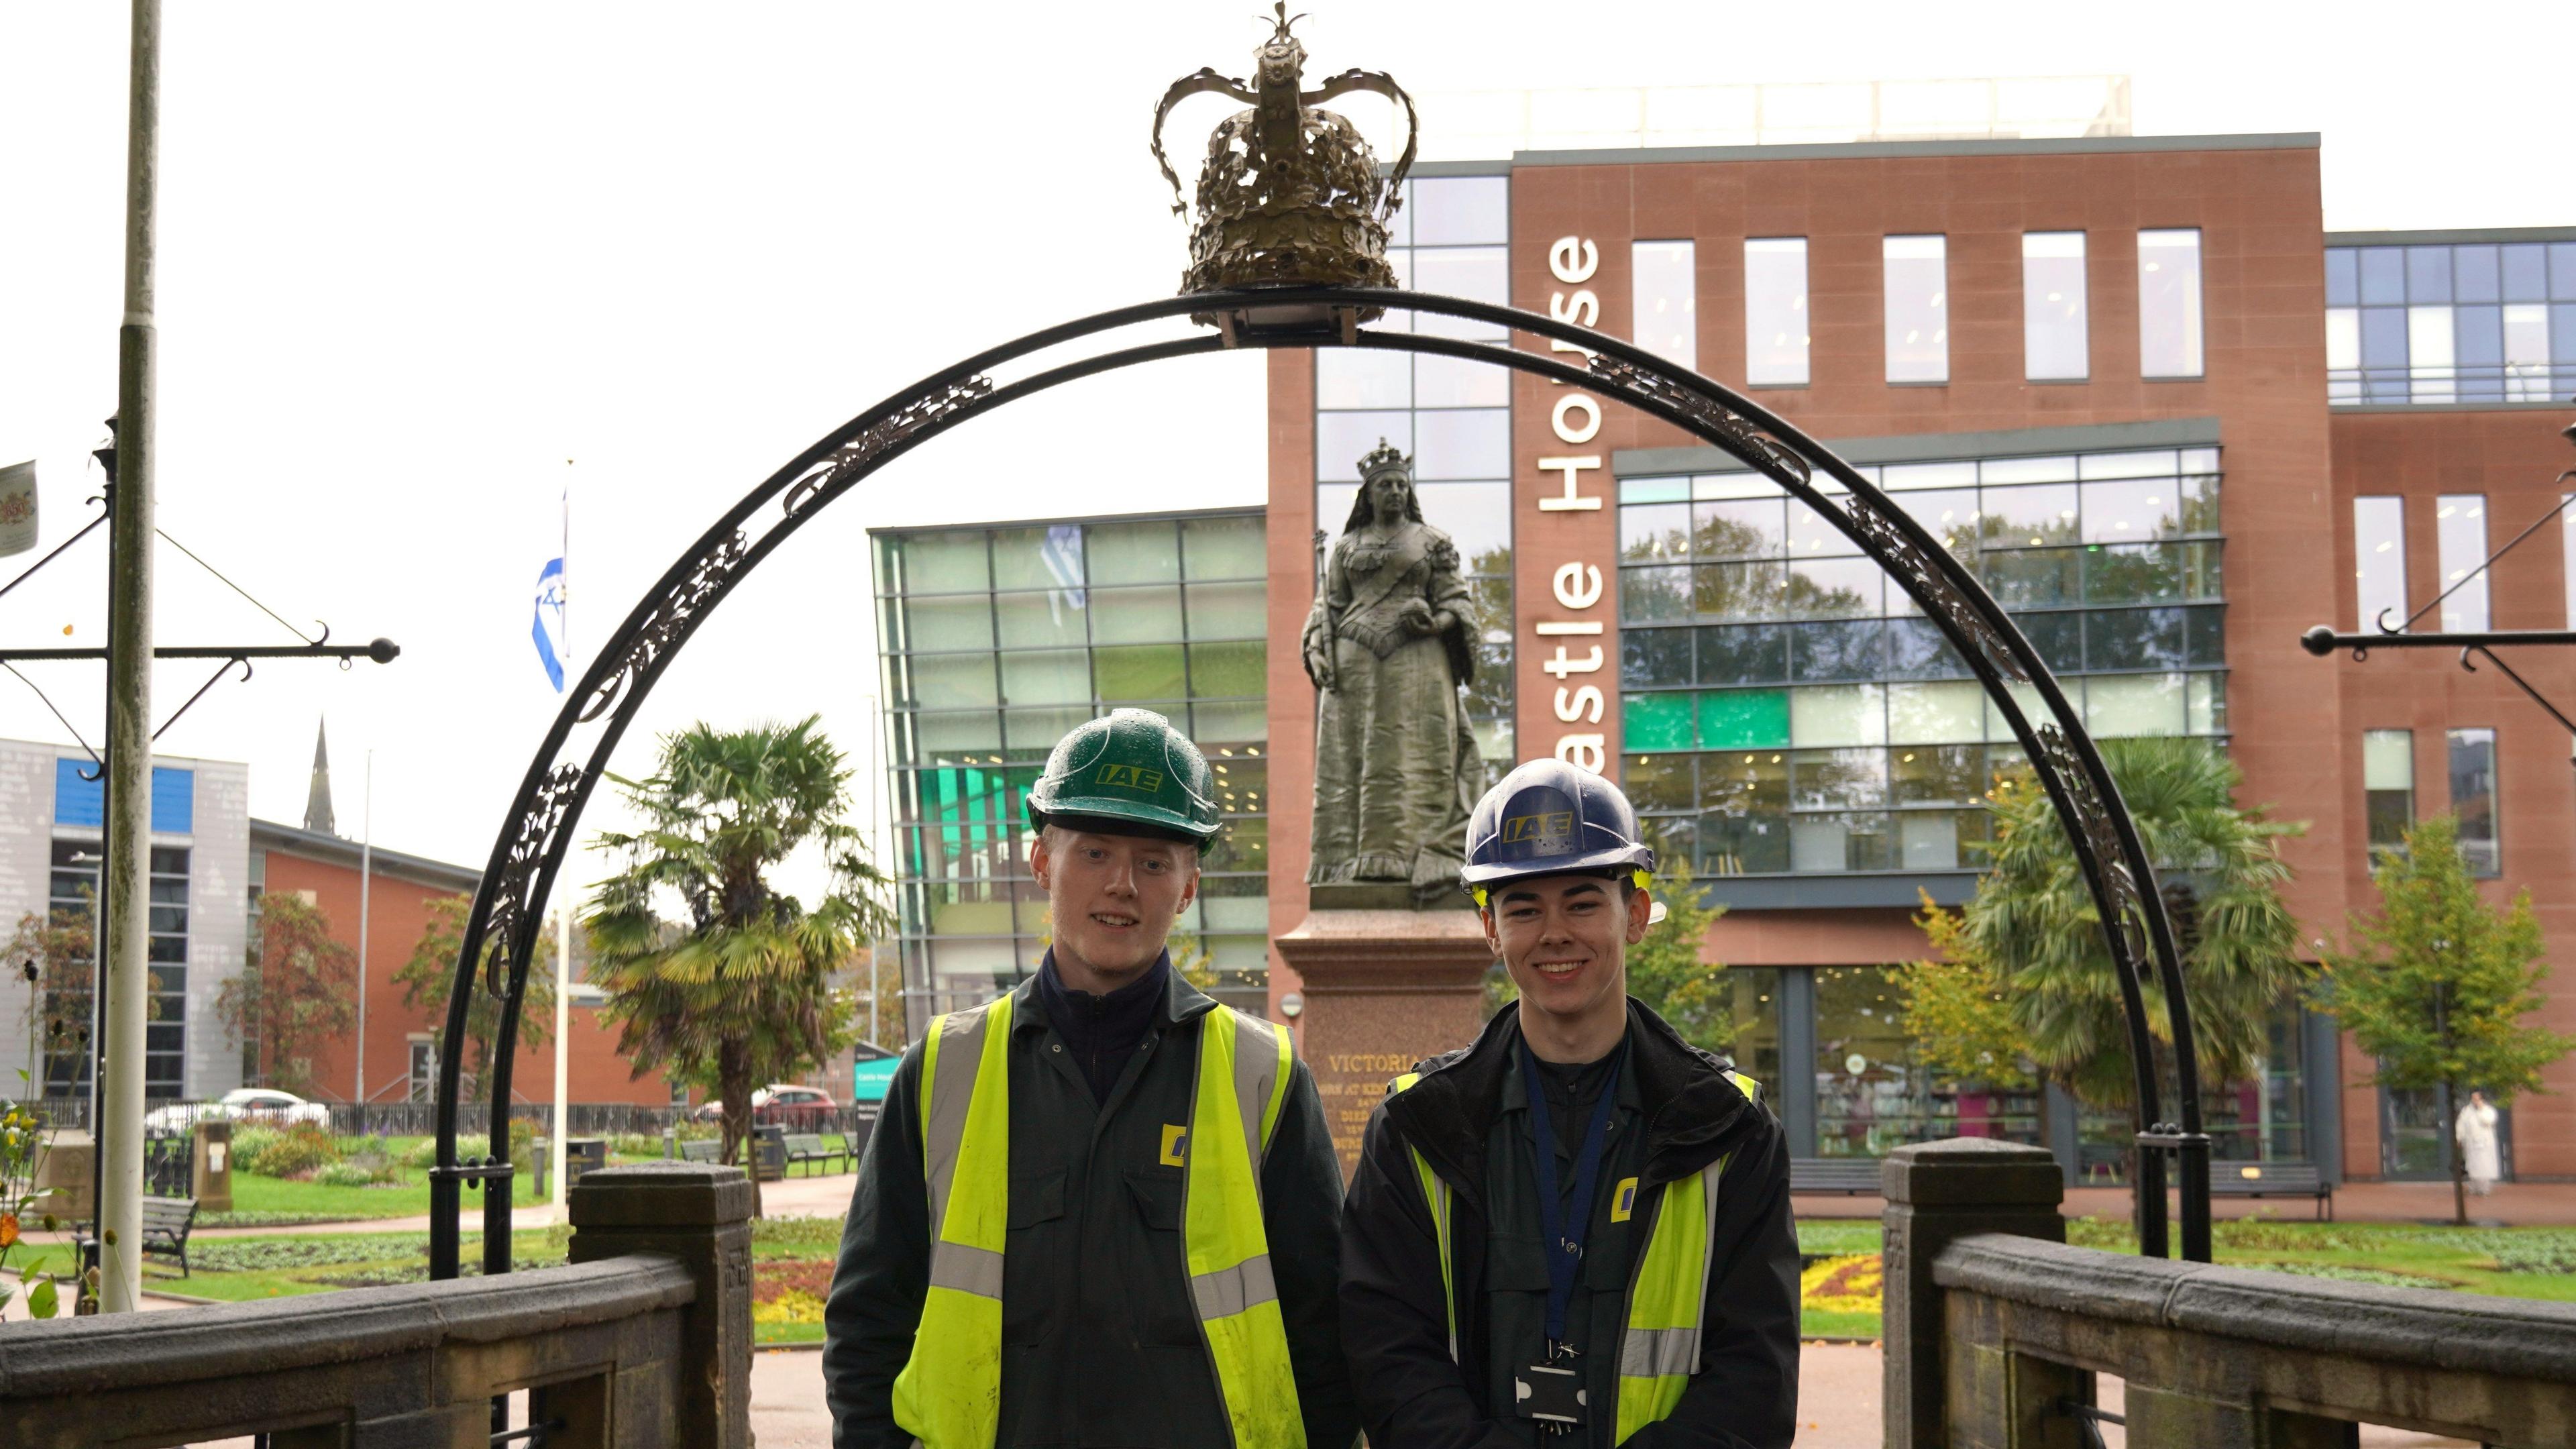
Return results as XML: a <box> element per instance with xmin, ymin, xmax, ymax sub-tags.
<box><xmin>1520</xmin><ymin>1036</ymin><xmax>1623</xmax><ymax>1352</ymax></box>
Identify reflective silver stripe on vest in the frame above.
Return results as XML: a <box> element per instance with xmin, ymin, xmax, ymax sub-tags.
<box><xmin>1619</xmin><ymin>1325</ymin><xmax>1702</xmax><ymax>1379</ymax></box>
<box><xmin>1228</xmin><ymin>1010</ymin><xmax>1281</xmax><ymax>1177</ymax></box>
<box><xmin>1617</xmin><ymin>1157</ymin><xmax>1728</xmax><ymax>1381</ymax></box>
<box><xmin>921</xmin><ymin>1004</ymin><xmax>1000</xmax><ymax>1297</ymax></box>
<box><xmin>1190</xmin><ymin>1252</ymin><xmax>1280</xmax><ymax>1320</ymax></box>
<box><xmin>926</xmin><ymin>1240</ymin><xmax>1006</xmax><ymax>1299</ymax></box>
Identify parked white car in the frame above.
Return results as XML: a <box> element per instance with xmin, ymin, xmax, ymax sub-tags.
<box><xmin>142</xmin><ymin>1087</ymin><xmax>331</xmax><ymax>1132</ymax></box>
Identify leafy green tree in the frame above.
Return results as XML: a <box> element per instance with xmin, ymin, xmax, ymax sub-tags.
<box><xmin>1898</xmin><ymin>892</ymin><xmax>2037</xmax><ymax>1092</ymax></box>
<box><xmin>1964</xmin><ymin>736</ymin><xmax>2308</xmax><ymax>1117</ymax></box>
<box><xmin>2316</xmin><ymin>814</ymin><xmax>2573</xmax><ymax>1225</ymax></box>
<box><xmin>394</xmin><ymin>894</ymin><xmax>555</xmax><ymax>1096</ymax></box>
<box><xmin>584</xmin><ymin>716</ymin><xmax>893</xmax><ymax>1215</ymax></box>
<box><xmin>215</xmin><ymin>892</ymin><xmax>355</xmax><ymax>1095</ymax></box>
<box><xmin>1621</xmin><ymin>859</ymin><xmax>1737</xmax><ymax>1056</ymax></box>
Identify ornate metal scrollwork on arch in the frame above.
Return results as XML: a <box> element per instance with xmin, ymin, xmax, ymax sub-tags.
<box><xmin>575</xmin><ymin>531</ymin><xmax>752</xmax><ymax>724</ymax></box>
<box><xmin>1841</xmin><ymin>500</ymin><xmax>2030</xmax><ymax>686</ymax></box>
<box><xmin>1585</xmin><ymin>356</ymin><xmax>1814</xmax><ymax>486</ymax></box>
<box><xmin>782</xmin><ymin>376</ymin><xmax>996</xmax><ymax>518</ymax></box>
<box><xmin>1585</xmin><ymin>353</ymin><xmax>2029</xmax><ymax>687</ymax></box>
<box><xmin>481</xmin><ymin>763</ymin><xmax>584</xmax><ymax>997</ymax></box>
<box><xmin>2032</xmin><ymin>722</ymin><xmax>2150</xmax><ymax>967</ymax></box>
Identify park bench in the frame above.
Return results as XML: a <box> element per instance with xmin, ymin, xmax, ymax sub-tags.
<box><xmin>679</xmin><ymin>1138</ymin><xmax>722</xmax><ymax>1164</ymax></box>
<box><xmin>77</xmin><ymin>1195</ymin><xmax>201</xmax><ymax>1279</ymax></box>
<box><xmin>1790</xmin><ymin>1159</ymin><xmax>1883</xmax><ymax>1195</ymax></box>
<box><xmin>2207</xmin><ymin>1160</ymin><xmax>2334</xmax><ymax>1220</ymax></box>
<box><xmin>784</xmin><ymin>1132</ymin><xmax>851</xmax><ymax>1176</ymax></box>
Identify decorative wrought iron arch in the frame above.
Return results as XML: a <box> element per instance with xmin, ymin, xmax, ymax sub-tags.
<box><xmin>430</xmin><ymin>286</ymin><xmax>2213</xmax><ymax>1279</ymax></box>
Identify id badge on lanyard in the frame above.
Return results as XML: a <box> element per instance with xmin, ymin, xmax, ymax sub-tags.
<box><xmin>1513</xmin><ymin>1038</ymin><xmax>1622</xmax><ymax>1437</ymax></box>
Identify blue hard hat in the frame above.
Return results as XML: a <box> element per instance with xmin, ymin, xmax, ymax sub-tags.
<box><xmin>1460</xmin><ymin>759</ymin><xmax>1656</xmax><ymax>903</ymax></box>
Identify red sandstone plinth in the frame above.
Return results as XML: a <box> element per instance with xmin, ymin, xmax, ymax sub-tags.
<box><xmin>1276</xmin><ymin>894</ymin><xmax>1495</xmax><ymax>1175</ymax></box>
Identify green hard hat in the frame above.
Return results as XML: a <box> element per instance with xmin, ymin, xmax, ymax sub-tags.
<box><xmin>1024</xmin><ymin>708</ymin><xmax>1223</xmax><ymax>846</ymax></box>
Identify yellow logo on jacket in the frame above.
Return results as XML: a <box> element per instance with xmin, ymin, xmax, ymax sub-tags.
<box><xmin>1160</xmin><ymin>1123</ymin><xmax>1189</xmax><ymax>1166</ymax></box>
<box><xmin>1611</xmin><ymin>1176</ymin><xmax>1638</xmax><ymax>1222</ymax></box>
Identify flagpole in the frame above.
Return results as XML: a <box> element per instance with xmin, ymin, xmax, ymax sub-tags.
<box><xmin>551</xmin><ymin>476</ymin><xmax>570</xmax><ymax>1221</ymax></box>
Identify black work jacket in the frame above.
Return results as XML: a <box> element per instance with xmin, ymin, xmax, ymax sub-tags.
<box><xmin>1340</xmin><ymin>1001</ymin><xmax>1799</xmax><ymax>1449</ymax></box>
<box><xmin>823</xmin><ymin>965</ymin><xmax>1359</xmax><ymax>1449</ymax></box>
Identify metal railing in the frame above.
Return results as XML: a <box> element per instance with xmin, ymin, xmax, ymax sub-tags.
<box><xmin>2328</xmin><ymin>362</ymin><xmax>2576</xmax><ymax>406</ymax></box>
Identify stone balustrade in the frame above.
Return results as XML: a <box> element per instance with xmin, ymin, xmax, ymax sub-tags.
<box><xmin>0</xmin><ymin>1161</ymin><xmax>752</xmax><ymax>1448</ymax></box>
<box><xmin>1882</xmin><ymin>1136</ymin><xmax>2576</xmax><ymax>1449</ymax></box>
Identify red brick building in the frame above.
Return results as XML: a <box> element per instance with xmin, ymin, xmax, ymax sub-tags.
<box><xmin>1258</xmin><ymin>133</ymin><xmax>2575</xmax><ymax>1184</ymax></box>
<box><xmin>251</xmin><ymin>819</ymin><xmax>678</xmax><ymax>1108</ymax></box>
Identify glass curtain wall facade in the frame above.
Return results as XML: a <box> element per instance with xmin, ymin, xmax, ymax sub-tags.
<box><xmin>1313</xmin><ymin>172</ymin><xmax>1516</xmax><ymax>765</ymax></box>
<box><xmin>42</xmin><ymin>840</ymin><xmax>191</xmax><ymax>1097</ymax></box>
<box><xmin>874</xmin><ymin>511</ymin><xmax>1271</xmax><ymax>1020</ymax></box>
<box><xmin>1616</xmin><ymin>445</ymin><xmax>2227</xmax><ymax>877</ymax></box>
<box><xmin>2326</xmin><ymin>239</ymin><xmax>2576</xmax><ymax>403</ymax></box>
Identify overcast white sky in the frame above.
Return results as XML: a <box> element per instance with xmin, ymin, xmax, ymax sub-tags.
<box><xmin>0</xmin><ymin>1</ymin><xmax>2567</xmax><ymax>909</ymax></box>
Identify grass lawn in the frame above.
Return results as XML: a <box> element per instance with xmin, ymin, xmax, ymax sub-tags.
<box><xmin>210</xmin><ymin>1169</ymin><xmax>547</xmax><ymax>1225</ymax></box>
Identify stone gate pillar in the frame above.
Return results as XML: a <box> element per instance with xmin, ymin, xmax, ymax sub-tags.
<box><xmin>1883</xmin><ymin>1137</ymin><xmax>2068</xmax><ymax>1449</ymax></box>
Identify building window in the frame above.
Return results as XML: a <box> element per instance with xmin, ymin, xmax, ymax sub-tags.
<box><xmin>1311</xmin><ymin>171</ymin><xmax>1513</xmax><ymax>767</ymax></box>
<box><xmin>2138</xmin><ymin>229</ymin><xmax>2204</xmax><ymax>378</ymax></box>
<box><xmin>1813</xmin><ymin>965</ymin><xmax>2043</xmax><ymax>1156</ymax></box>
<box><xmin>2021</xmin><ymin>232</ymin><xmax>2088</xmax><ymax>380</ymax></box>
<box><xmin>408</xmin><ymin>1038</ymin><xmax>436</xmax><ymax>1103</ymax></box>
<box><xmin>2326</xmin><ymin>239</ymin><xmax>2576</xmax><ymax>405</ymax></box>
<box><xmin>1743</xmin><ymin>238</ymin><xmax>1808</xmax><ymax>386</ymax></box>
<box><xmin>2564</xmin><ymin>494</ymin><xmax>2576</xmax><ymax>627</ymax></box>
<box><xmin>1616</xmin><ymin>443</ymin><xmax>2224</xmax><ymax>877</ymax></box>
<box><xmin>2353</xmin><ymin>496</ymin><xmax>2406</xmax><ymax>633</ymax></box>
<box><xmin>2363</xmin><ymin>729</ymin><xmax>2414</xmax><ymax>865</ymax></box>
<box><xmin>2436</xmin><ymin>494</ymin><xmax>2489</xmax><ymax>632</ymax></box>
<box><xmin>1883</xmin><ymin>235</ymin><xmax>1947</xmax><ymax>383</ymax></box>
<box><xmin>1632</xmin><ymin>240</ymin><xmax>1695</xmax><ymax>370</ymax></box>
<box><xmin>875</xmin><ymin>513</ymin><xmax>1275</xmax><ymax>1017</ymax></box>
<box><xmin>147</xmin><ymin>846</ymin><xmax>189</xmax><ymax>1099</ymax></box>
<box><xmin>2447</xmin><ymin>727</ymin><xmax>2499</xmax><ymax>877</ymax></box>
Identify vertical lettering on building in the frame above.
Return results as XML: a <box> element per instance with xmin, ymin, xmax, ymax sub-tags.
<box><xmin>1537</xmin><ymin>236</ymin><xmax>1608</xmax><ymax>772</ymax></box>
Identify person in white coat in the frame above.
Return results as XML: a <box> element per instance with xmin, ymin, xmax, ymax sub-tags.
<box><xmin>2455</xmin><ymin>1089</ymin><xmax>2502</xmax><ymax>1195</ymax></box>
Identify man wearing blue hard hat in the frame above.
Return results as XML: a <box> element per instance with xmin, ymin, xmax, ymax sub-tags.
<box><xmin>1338</xmin><ymin>758</ymin><xmax>1799</xmax><ymax>1447</ymax></box>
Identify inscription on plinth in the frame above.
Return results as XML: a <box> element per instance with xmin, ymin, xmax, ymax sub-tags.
<box><xmin>1276</xmin><ymin>900</ymin><xmax>1495</xmax><ymax>1175</ymax></box>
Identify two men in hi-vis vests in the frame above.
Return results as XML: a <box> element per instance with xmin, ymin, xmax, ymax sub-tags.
<box><xmin>825</xmin><ymin>714</ymin><xmax>1796</xmax><ymax>1448</ymax></box>
<box><xmin>824</xmin><ymin>710</ymin><xmax>1358</xmax><ymax>1448</ymax></box>
<box><xmin>1338</xmin><ymin>759</ymin><xmax>1801</xmax><ymax>1448</ymax></box>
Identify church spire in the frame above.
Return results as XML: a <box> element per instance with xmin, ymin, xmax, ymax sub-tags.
<box><xmin>304</xmin><ymin>717</ymin><xmax>336</xmax><ymax>836</ymax></box>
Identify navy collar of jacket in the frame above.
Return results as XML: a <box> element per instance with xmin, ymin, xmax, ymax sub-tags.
<box><xmin>1381</xmin><ymin>998</ymin><xmax>1758</xmax><ymax>1218</ymax></box>
<box><xmin>1011</xmin><ymin>949</ymin><xmax>1221</xmax><ymax>1037</ymax></box>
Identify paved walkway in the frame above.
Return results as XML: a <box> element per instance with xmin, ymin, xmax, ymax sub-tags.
<box><xmin>1793</xmin><ymin>1177</ymin><xmax>2576</xmax><ymax>1226</ymax></box>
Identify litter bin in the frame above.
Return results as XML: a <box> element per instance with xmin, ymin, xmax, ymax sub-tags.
<box><xmin>193</xmin><ymin>1119</ymin><xmax>234</xmax><ymax>1214</ymax></box>
<box><xmin>566</xmin><ymin>1136</ymin><xmax>608</xmax><ymax>1186</ymax></box>
<box><xmin>752</xmin><ymin>1124</ymin><xmax>788</xmax><ymax>1183</ymax></box>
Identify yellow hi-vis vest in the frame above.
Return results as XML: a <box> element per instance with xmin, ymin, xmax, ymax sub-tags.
<box><xmin>1387</xmin><ymin>1068</ymin><xmax>1760</xmax><ymax>1445</ymax></box>
<box><xmin>892</xmin><ymin>991</ymin><xmax>1303</xmax><ymax>1449</ymax></box>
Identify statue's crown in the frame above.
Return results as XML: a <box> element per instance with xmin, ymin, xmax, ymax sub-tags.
<box><xmin>1358</xmin><ymin>439</ymin><xmax>1411</xmax><ymax>484</ymax></box>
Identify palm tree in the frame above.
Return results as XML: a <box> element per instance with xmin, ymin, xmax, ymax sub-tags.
<box><xmin>1966</xmin><ymin>736</ymin><xmax>2307</xmax><ymax>1124</ymax></box>
<box><xmin>584</xmin><ymin>716</ymin><xmax>893</xmax><ymax>1214</ymax></box>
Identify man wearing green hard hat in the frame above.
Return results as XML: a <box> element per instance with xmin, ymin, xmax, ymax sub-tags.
<box><xmin>825</xmin><ymin>708</ymin><xmax>1358</xmax><ymax>1449</ymax></box>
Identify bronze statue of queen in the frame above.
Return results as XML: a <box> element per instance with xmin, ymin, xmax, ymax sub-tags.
<box><xmin>1302</xmin><ymin>441</ymin><xmax>1484</xmax><ymax>898</ymax></box>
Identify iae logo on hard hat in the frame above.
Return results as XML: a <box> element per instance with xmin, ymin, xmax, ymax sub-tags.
<box><xmin>1095</xmin><ymin>762</ymin><xmax>1165</xmax><ymax>792</ymax></box>
<box><xmin>1500</xmin><ymin>811</ymin><xmax>1574</xmax><ymax>845</ymax></box>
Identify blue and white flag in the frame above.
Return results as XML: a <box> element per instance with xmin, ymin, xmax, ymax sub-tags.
<box><xmin>1041</xmin><ymin>523</ymin><xmax>1085</xmax><ymax>623</ymax></box>
<box><xmin>531</xmin><ymin>491</ymin><xmax>569</xmax><ymax>692</ymax></box>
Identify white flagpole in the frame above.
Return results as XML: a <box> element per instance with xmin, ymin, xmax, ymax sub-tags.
<box><xmin>551</xmin><ymin>478</ymin><xmax>571</xmax><ymax>1220</ymax></box>
<box><xmin>357</xmin><ymin>751</ymin><xmax>372</xmax><ymax>1107</ymax></box>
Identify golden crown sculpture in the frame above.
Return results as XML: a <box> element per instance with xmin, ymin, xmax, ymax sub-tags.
<box><xmin>1151</xmin><ymin>6</ymin><xmax>1417</xmax><ymax>327</ymax></box>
